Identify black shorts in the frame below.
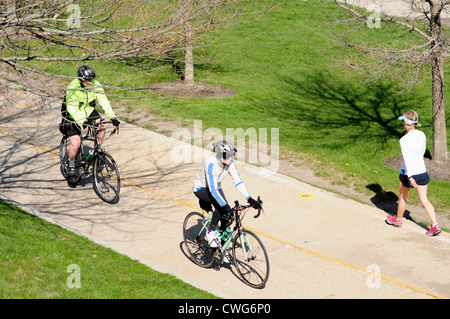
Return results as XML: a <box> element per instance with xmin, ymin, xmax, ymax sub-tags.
<box><xmin>194</xmin><ymin>188</ymin><xmax>231</xmax><ymax>230</ymax></box>
<box><xmin>399</xmin><ymin>172</ymin><xmax>430</xmax><ymax>188</ymax></box>
<box><xmin>193</xmin><ymin>187</ymin><xmax>227</xmax><ymax>213</ymax></box>
<box><xmin>60</xmin><ymin>110</ymin><xmax>101</xmax><ymax>137</ymax></box>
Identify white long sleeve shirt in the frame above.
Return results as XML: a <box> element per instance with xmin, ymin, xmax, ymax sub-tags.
<box><xmin>193</xmin><ymin>156</ymin><xmax>251</xmax><ymax>207</ymax></box>
<box><xmin>399</xmin><ymin>130</ymin><xmax>427</xmax><ymax>177</ymax></box>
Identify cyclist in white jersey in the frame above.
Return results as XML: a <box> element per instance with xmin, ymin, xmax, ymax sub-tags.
<box><xmin>193</xmin><ymin>140</ymin><xmax>260</xmax><ymax>247</ymax></box>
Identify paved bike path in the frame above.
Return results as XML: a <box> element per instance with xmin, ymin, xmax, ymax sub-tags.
<box><xmin>1</xmin><ymin>102</ymin><xmax>449</xmax><ymax>299</ymax></box>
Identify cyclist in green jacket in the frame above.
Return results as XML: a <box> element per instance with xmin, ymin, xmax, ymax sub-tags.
<box><xmin>61</xmin><ymin>65</ymin><xmax>120</xmax><ymax>177</ymax></box>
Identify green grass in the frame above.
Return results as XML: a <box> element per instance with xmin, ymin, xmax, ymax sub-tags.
<box><xmin>0</xmin><ymin>199</ymin><xmax>217</xmax><ymax>299</ymax></box>
<box><xmin>107</xmin><ymin>1</ymin><xmax>449</xmax><ymax>215</ymax></box>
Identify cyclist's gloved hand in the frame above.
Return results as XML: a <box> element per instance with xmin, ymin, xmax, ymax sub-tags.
<box><xmin>247</xmin><ymin>197</ymin><xmax>260</xmax><ymax>209</ymax></box>
<box><xmin>112</xmin><ymin>118</ymin><xmax>120</xmax><ymax>128</ymax></box>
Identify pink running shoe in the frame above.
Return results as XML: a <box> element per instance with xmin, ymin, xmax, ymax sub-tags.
<box><xmin>386</xmin><ymin>215</ymin><xmax>403</xmax><ymax>227</ymax></box>
<box><xmin>426</xmin><ymin>224</ymin><xmax>441</xmax><ymax>236</ymax></box>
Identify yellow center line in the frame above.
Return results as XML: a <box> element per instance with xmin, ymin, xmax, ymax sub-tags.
<box><xmin>0</xmin><ymin>128</ymin><xmax>446</xmax><ymax>299</ymax></box>
<box><xmin>246</xmin><ymin>227</ymin><xmax>445</xmax><ymax>299</ymax></box>
<box><xmin>0</xmin><ymin>128</ymin><xmax>59</xmax><ymax>157</ymax></box>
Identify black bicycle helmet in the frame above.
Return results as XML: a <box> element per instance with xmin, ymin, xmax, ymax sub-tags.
<box><xmin>213</xmin><ymin>140</ymin><xmax>237</xmax><ymax>159</ymax></box>
<box><xmin>77</xmin><ymin>65</ymin><xmax>96</xmax><ymax>82</ymax></box>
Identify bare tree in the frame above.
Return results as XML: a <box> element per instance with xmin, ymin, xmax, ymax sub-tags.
<box><xmin>0</xmin><ymin>0</ymin><xmax>275</xmax><ymax>99</ymax></box>
<box><xmin>177</xmin><ymin>0</ymin><xmax>276</xmax><ymax>86</ymax></box>
<box><xmin>329</xmin><ymin>0</ymin><xmax>448</xmax><ymax>163</ymax></box>
<box><xmin>0</xmin><ymin>0</ymin><xmax>188</xmax><ymax>98</ymax></box>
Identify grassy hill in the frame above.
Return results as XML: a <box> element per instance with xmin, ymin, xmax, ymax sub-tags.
<box><xmin>110</xmin><ymin>1</ymin><xmax>449</xmax><ymax>215</ymax></box>
<box><xmin>0</xmin><ymin>198</ymin><xmax>217</xmax><ymax>299</ymax></box>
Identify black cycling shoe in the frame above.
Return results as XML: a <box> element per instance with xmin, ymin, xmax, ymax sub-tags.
<box><xmin>67</xmin><ymin>167</ymin><xmax>77</xmax><ymax>178</ymax></box>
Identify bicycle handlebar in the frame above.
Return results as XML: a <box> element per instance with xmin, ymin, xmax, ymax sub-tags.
<box><xmin>84</xmin><ymin>118</ymin><xmax>119</xmax><ymax>138</ymax></box>
<box><xmin>100</xmin><ymin>119</ymin><xmax>120</xmax><ymax>136</ymax></box>
<box><xmin>253</xmin><ymin>196</ymin><xmax>263</xmax><ymax>218</ymax></box>
<box><xmin>234</xmin><ymin>196</ymin><xmax>264</xmax><ymax>219</ymax></box>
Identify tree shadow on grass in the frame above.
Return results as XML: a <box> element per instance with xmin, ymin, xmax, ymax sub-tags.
<box><xmin>255</xmin><ymin>70</ymin><xmax>431</xmax><ymax>224</ymax></box>
<box><xmin>262</xmin><ymin>71</ymin><xmax>426</xmax><ymax>148</ymax></box>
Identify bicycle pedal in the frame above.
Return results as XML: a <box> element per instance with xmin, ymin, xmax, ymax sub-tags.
<box><xmin>213</xmin><ymin>249</ymin><xmax>222</xmax><ymax>260</ymax></box>
<box><xmin>68</xmin><ymin>176</ymin><xmax>78</xmax><ymax>184</ymax></box>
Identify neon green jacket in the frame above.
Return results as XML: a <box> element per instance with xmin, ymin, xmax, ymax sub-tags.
<box><xmin>66</xmin><ymin>79</ymin><xmax>117</xmax><ymax>127</ymax></box>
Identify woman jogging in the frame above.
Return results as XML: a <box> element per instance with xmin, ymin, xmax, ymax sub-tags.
<box><xmin>385</xmin><ymin>110</ymin><xmax>441</xmax><ymax>236</ymax></box>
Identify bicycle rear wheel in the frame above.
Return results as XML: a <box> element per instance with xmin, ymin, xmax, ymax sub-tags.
<box><xmin>183</xmin><ymin>212</ymin><xmax>216</xmax><ymax>268</ymax></box>
<box><xmin>232</xmin><ymin>229</ymin><xmax>270</xmax><ymax>289</ymax></box>
<box><xmin>59</xmin><ymin>136</ymin><xmax>81</xmax><ymax>183</ymax></box>
<box><xmin>93</xmin><ymin>151</ymin><xmax>120</xmax><ymax>203</ymax></box>
<box><xmin>59</xmin><ymin>136</ymin><xmax>69</xmax><ymax>175</ymax></box>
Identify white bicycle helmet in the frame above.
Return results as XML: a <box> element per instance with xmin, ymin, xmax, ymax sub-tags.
<box><xmin>213</xmin><ymin>140</ymin><xmax>237</xmax><ymax>159</ymax></box>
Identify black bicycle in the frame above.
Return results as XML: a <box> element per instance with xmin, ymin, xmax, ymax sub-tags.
<box><xmin>183</xmin><ymin>196</ymin><xmax>270</xmax><ymax>289</ymax></box>
<box><xmin>59</xmin><ymin>119</ymin><xmax>120</xmax><ymax>203</ymax></box>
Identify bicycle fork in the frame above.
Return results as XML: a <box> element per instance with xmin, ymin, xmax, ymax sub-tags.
<box><xmin>239</xmin><ymin>231</ymin><xmax>257</xmax><ymax>262</ymax></box>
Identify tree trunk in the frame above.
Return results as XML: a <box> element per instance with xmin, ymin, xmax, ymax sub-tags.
<box><xmin>429</xmin><ymin>1</ymin><xmax>448</xmax><ymax>162</ymax></box>
<box><xmin>2</xmin><ymin>0</ymin><xmax>18</xmax><ymax>38</ymax></box>
<box><xmin>184</xmin><ymin>20</ymin><xmax>194</xmax><ymax>86</ymax></box>
<box><xmin>6</xmin><ymin>0</ymin><xmax>17</xmax><ymax>21</ymax></box>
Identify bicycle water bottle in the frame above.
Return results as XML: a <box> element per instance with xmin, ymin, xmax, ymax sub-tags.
<box><xmin>222</xmin><ymin>227</ymin><xmax>232</xmax><ymax>241</ymax></box>
<box><xmin>86</xmin><ymin>150</ymin><xmax>94</xmax><ymax>161</ymax></box>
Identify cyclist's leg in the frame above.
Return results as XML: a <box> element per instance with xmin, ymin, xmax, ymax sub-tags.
<box><xmin>87</xmin><ymin>110</ymin><xmax>104</xmax><ymax>144</ymax></box>
<box><xmin>68</xmin><ymin>134</ymin><xmax>81</xmax><ymax>162</ymax></box>
<box><xmin>66</xmin><ymin>123</ymin><xmax>81</xmax><ymax>164</ymax></box>
<box><xmin>194</xmin><ymin>188</ymin><xmax>213</xmax><ymax>212</ymax></box>
<box><xmin>194</xmin><ymin>188</ymin><xmax>225</xmax><ymax>230</ymax></box>
<box><xmin>194</xmin><ymin>188</ymin><xmax>225</xmax><ymax>247</ymax></box>
<box><xmin>213</xmin><ymin>189</ymin><xmax>230</xmax><ymax>232</ymax></box>
<box><xmin>66</xmin><ymin>125</ymin><xmax>81</xmax><ymax>177</ymax></box>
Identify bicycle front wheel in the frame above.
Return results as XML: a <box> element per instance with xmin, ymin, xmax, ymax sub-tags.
<box><xmin>233</xmin><ymin>229</ymin><xmax>270</xmax><ymax>289</ymax></box>
<box><xmin>183</xmin><ymin>212</ymin><xmax>215</xmax><ymax>268</ymax></box>
<box><xmin>93</xmin><ymin>151</ymin><xmax>120</xmax><ymax>203</ymax></box>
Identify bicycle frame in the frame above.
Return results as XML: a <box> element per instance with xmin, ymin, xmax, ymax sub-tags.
<box><xmin>203</xmin><ymin>199</ymin><xmax>260</xmax><ymax>261</ymax></box>
<box><xmin>60</xmin><ymin>118</ymin><xmax>120</xmax><ymax>203</ymax></box>
<box><xmin>183</xmin><ymin>196</ymin><xmax>268</xmax><ymax>288</ymax></box>
<box><xmin>72</xmin><ymin>132</ymin><xmax>97</xmax><ymax>179</ymax></box>
<box><xmin>74</xmin><ymin>120</ymin><xmax>116</xmax><ymax>179</ymax></box>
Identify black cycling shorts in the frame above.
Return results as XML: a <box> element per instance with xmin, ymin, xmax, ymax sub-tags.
<box><xmin>194</xmin><ymin>187</ymin><xmax>227</xmax><ymax>213</ymax></box>
<box><xmin>61</xmin><ymin>110</ymin><xmax>101</xmax><ymax>137</ymax></box>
